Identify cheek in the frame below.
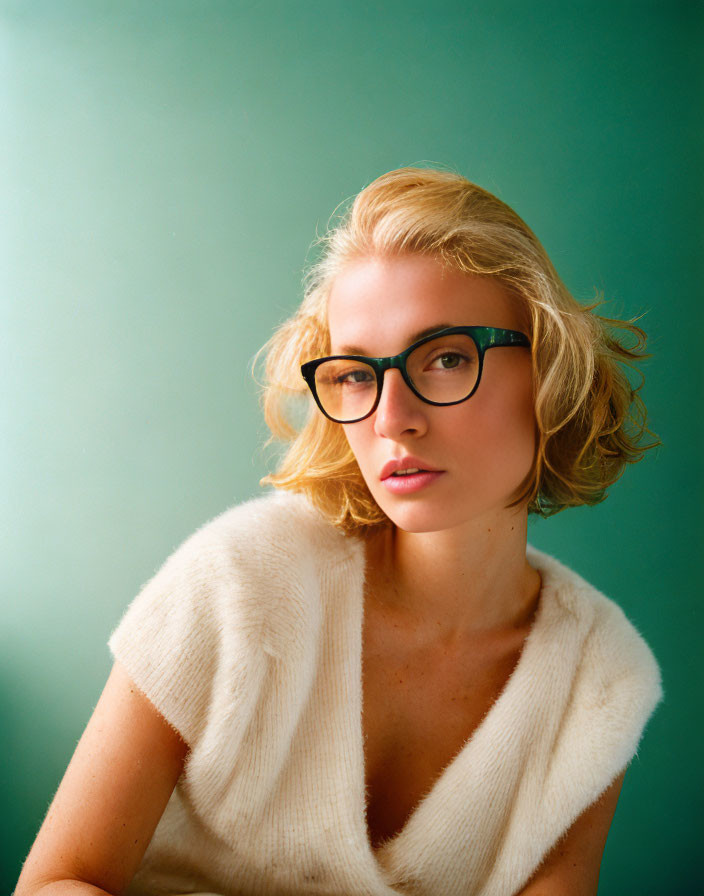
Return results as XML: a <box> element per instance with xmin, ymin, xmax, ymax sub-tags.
<box><xmin>459</xmin><ymin>374</ymin><xmax>536</xmax><ymax>467</ymax></box>
<box><xmin>481</xmin><ymin>355</ymin><xmax>534</xmax><ymax>424</ymax></box>
<box><xmin>343</xmin><ymin>427</ymin><xmax>387</xmax><ymax>499</ymax></box>
<box><xmin>341</xmin><ymin>425</ymin><xmax>371</xmax><ymax>471</ymax></box>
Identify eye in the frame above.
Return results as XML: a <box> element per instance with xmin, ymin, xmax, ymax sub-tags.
<box><xmin>427</xmin><ymin>351</ymin><xmax>470</xmax><ymax>371</ymax></box>
<box><xmin>333</xmin><ymin>367</ymin><xmax>375</xmax><ymax>386</ymax></box>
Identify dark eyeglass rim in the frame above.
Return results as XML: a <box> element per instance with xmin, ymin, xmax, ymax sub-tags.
<box><xmin>300</xmin><ymin>325</ymin><xmax>531</xmax><ymax>424</ymax></box>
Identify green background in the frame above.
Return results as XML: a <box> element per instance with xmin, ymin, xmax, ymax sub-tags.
<box><xmin>2</xmin><ymin>1</ymin><xmax>702</xmax><ymax>892</ymax></box>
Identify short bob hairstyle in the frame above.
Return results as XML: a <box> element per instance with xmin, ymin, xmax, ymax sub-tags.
<box><xmin>253</xmin><ymin>166</ymin><xmax>658</xmax><ymax>535</ymax></box>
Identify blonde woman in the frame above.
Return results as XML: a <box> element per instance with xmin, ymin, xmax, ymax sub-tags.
<box><xmin>16</xmin><ymin>167</ymin><xmax>663</xmax><ymax>896</ymax></box>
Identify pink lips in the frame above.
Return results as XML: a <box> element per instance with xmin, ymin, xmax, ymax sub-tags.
<box><xmin>381</xmin><ymin>470</ymin><xmax>445</xmax><ymax>494</ymax></box>
<box><xmin>379</xmin><ymin>456</ymin><xmax>444</xmax><ymax>494</ymax></box>
<box><xmin>380</xmin><ymin>455</ymin><xmax>443</xmax><ymax>481</ymax></box>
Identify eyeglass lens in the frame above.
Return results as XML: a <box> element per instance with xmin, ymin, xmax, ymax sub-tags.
<box><xmin>314</xmin><ymin>333</ymin><xmax>480</xmax><ymax>422</ymax></box>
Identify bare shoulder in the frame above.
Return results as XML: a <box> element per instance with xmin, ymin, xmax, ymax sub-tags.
<box><xmin>16</xmin><ymin>660</ymin><xmax>189</xmax><ymax>896</ymax></box>
<box><xmin>515</xmin><ymin>769</ymin><xmax>627</xmax><ymax>896</ymax></box>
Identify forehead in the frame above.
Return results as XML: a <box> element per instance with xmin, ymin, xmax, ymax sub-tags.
<box><xmin>327</xmin><ymin>255</ymin><xmax>526</xmax><ymax>353</ymax></box>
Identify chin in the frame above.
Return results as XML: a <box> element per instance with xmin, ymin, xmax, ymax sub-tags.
<box><xmin>370</xmin><ymin>486</ymin><xmax>524</xmax><ymax>535</ymax></box>
<box><xmin>370</xmin><ymin>496</ymin><xmax>463</xmax><ymax>534</ymax></box>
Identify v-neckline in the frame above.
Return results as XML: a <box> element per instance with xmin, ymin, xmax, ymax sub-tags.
<box><xmin>354</xmin><ymin>541</ymin><xmax>551</xmax><ymax>868</ymax></box>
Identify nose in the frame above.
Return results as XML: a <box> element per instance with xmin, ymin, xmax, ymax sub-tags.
<box><xmin>372</xmin><ymin>368</ymin><xmax>428</xmax><ymax>439</ymax></box>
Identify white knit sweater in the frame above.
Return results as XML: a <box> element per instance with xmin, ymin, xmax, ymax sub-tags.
<box><xmin>108</xmin><ymin>488</ymin><xmax>663</xmax><ymax>896</ymax></box>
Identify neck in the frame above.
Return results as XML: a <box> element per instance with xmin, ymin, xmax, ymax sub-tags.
<box><xmin>364</xmin><ymin>505</ymin><xmax>541</xmax><ymax>644</ymax></box>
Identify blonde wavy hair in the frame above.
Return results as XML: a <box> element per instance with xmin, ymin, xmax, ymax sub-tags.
<box><xmin>252</xmin><ymin>166</ymin><xmax>659</xmax><ymax>535</ymax></box>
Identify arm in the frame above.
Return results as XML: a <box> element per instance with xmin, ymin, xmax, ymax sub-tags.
<box><xmin>15</xmin><ymin>661</ymin><xmax>190</xmax><ymax>896</ymax></box>
<box><xmin>515</xmin><ymin>769</ymin><xmax>626</xmax><ymax>896</ymax></box>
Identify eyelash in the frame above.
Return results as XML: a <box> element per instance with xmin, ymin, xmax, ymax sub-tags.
<box><xmin>427</xmin><ymin>351</ymin><xmax>469</xmax><ymax>370</ymax></box>
<box><xmin>334</xmin><ymin>369</ymin><xmax>374</xmax><ymax>385</ymax></box>
<box><xmin>333</xmin><ymin>350</ymin><xmax>473</xmax><ymax>385</ymax></box>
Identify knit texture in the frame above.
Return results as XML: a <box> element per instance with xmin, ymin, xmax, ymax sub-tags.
<box><xmin>108</xmin><ymin>488</ymin><xmax>663</xmax><ymax>896</ymax></box>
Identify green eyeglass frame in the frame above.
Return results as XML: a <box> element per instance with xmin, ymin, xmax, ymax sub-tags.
<box><xmin>300</xmin><ymin>325</ymin><xmax>531</xmax><ymax>424</ymax></box>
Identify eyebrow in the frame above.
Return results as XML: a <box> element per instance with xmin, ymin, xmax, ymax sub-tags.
<box><xmin>335</xmin><ymin>323</ymin><xmax>455</xmax><ymax>355</ymax></box>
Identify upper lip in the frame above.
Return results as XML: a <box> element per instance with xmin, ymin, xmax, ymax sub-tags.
<box><xmin>380</xmin><ymin>456</ymin><xmax>443</xmax><ymax>480</ymax></box>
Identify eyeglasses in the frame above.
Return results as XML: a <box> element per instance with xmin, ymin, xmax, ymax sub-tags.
<box><xmin>300</xmin><ymin>325</ymin><xmax>531</xmax><ymax>424</ymax></box>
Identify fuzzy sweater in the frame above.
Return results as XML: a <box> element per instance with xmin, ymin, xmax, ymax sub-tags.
<box><xmin>108</xmin><ymin>487</ymin><xmax>663</xmax><ymax>896</ymax></box>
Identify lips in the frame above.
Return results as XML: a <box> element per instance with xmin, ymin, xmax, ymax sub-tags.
<box><xmin>380</xmin><ymin>456</ymin><xmax>443</xmax><ymax>481</ymax></box>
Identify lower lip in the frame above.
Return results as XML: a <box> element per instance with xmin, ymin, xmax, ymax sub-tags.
<box><xmin>381</xmin><ymin>471</ymin><xmax>445</xmax><ymax>494</ymax></box>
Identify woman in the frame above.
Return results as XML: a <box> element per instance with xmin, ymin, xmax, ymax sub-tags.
<box><xmin>16</xmin><ymin>167</ymin><xmax>663</xmax><ymax>896</ymax></box>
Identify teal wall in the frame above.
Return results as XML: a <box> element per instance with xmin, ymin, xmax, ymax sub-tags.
<box><xmin>2</xmin><ymin>1</ymin><xmax>701</xmax><ymax>891</ymax></box>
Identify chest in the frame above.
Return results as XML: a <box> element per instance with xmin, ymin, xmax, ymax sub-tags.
<box><xmin>360</xmin><ymin>602</ymin><xmax>527</xmax><ymax>853</ymax></box>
